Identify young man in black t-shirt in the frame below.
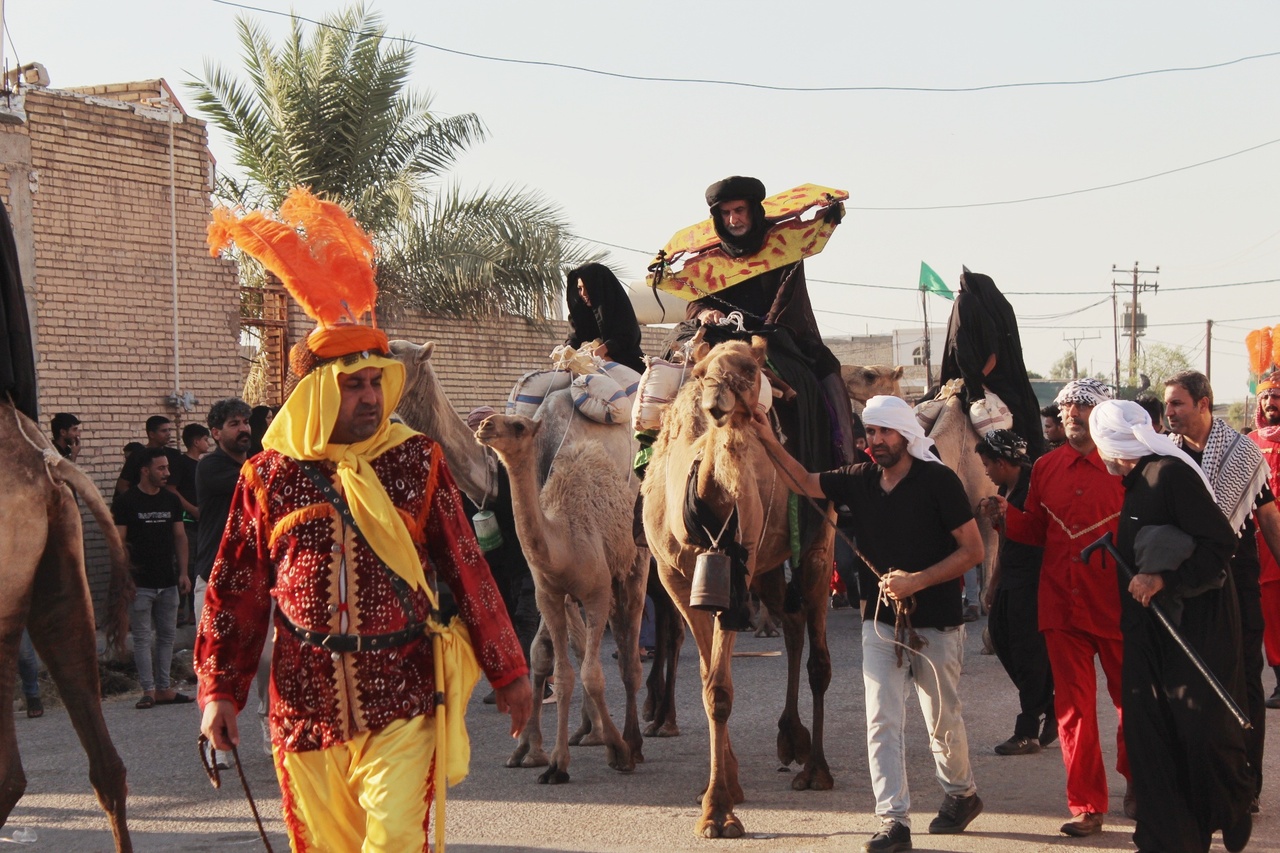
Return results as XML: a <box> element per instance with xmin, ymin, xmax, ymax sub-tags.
<box><xmin>172</xmin><ymin>423</ymin><xmax>210</xmax><ymax>625</ymax></box>
<box><xmin>975</xmin><ymin>429</ymin><xmax>1055</xmax><ymax>756</ymax></box>
<box><xmin>113</xmin><ymin>447</ymin><xmax>191</xmax><ymax>709</ymax></box>
<box><xmin>753</xmin><ymin>395</ymin><xmax>984</xmax><ymax>853</ymax></box>
<box><xmin>115</xmin><ymin>415</ymin><xmax>183</xmax><ymax>496</ymax></box>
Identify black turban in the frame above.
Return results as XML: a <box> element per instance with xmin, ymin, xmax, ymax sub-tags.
<box><xmin>705</xmin><ymin>176</ymin><xmax>766</xmax><ymax>208</ymax></box>
<box><xmin>705</xmin><ymin>176</ymin><xmax>769</xmax><ymax>257</ymax></box>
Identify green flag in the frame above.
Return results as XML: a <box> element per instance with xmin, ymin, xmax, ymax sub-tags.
<box><xmin>919</xmin><ymin>262</ymin><xmax>954</xmax><ymax>300</ymax></box>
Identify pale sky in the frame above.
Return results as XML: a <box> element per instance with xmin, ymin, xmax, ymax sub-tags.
<box><xmin>12</xmin><ymin>1</ymin><xmax>1280</xmax><ymax>400</ymax></box>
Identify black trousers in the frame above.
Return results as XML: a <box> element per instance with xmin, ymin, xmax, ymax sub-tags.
<box><xmin>989</xmin><ymin>585</ymin><xmax>1054</xmax><ymax>739</ymax></box>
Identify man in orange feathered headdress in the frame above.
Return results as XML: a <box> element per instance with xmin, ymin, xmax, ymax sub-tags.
<box><xmin>195</xmin><ymin>188</ymin><xmax>531</xmax><ymax>850</ymax></box>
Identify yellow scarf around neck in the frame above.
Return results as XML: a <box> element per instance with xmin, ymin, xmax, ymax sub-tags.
<box><xmin>263</xmin><ymin>354</ymin><xmax>430</xmax><ymax>593</ymax></box>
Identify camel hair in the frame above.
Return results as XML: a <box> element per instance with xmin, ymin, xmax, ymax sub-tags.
<box><xmin>0</xmin><ymin>401</ymin><xmax>134</xmax><ymax>852</ymax></box>
<box><xmin>475</xmin><ymin>413</ymin><xmax>648</xmax><ymax>784</ymax></box>
<box><xmin>642</xmin><ymin>337</ymin><xmax>836</xmax><ymax>839</ymax></box>
<box><xmin>389</xmin><ymin>338</ymin><xmax>684</xmax><ymax>741</ymax></box>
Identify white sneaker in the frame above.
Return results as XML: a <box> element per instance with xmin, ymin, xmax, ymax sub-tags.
<box><xmin>260</xmin><ymin>716</ymin><xmax>273</xmax><ymax>756</ymax></box>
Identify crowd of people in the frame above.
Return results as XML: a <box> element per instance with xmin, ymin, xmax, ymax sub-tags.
<box><xmin>14</xmin><ymin>176</ymin><xmax>1280</xmax><ymax>853</ymax></box>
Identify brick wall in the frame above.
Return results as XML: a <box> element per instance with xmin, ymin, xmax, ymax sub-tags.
<box><xmin>1</xmin><ymin>82</ymin><xmax>243</xmax><ymax>613</ymax></box>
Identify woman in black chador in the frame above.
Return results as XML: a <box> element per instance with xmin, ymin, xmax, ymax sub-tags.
<box><xmin>564</xmin><ymin>263</ymin><xmax>646</xmax><ymax>374</ymax></box>
<box><xmin>939</xmin><ymin>268</ymin><xmax>1046</xmax><ymax>459</ymax></box>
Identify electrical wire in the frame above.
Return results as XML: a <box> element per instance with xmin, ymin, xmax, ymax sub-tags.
<box><xmin>207</xmin><ymin>2</ymin><xmax>1280</xmax><ymax>95</ymax></box>
<box><xmin>846</xmin><ymin>137</ymin><xmax>1280</xmax><ymax>211</ymax></box>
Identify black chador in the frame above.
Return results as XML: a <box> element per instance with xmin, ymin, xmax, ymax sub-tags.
<box><xmin>1115</xmin><ymin>455</ymin><xmax>1253</xmax><ymax>853</ymax></box>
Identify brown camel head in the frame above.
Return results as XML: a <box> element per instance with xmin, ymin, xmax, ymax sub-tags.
<box><xmin>474</xmin><ymin>413</ymin><xmax>542</xmax><ymax>463</ymax></box>
<box><xmin>841</xmin><ymin>363</ymin><xmax>905</xmax><ymax>404</ymax></box>
<box><xmin>691</xmin><ymin>338</ymin><xmax>767</xmax><ymax>428</ymax></box>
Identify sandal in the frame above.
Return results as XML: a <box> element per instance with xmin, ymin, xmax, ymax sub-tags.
<box><xmin>155</xmin><ymin>692</ymin><xmax>194</xmax><ymax>705</ymax></box>
<box><xmin>136</xmin><ymin>695</ymin><xmax>156</xmax><ymax>709</ymax></box>
<box><xmin>25</xmin><ymin>696</ymin><xmax>43</xmax><ymax>718</ymax></box>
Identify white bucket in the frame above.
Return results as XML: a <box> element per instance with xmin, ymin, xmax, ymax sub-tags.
<box><xmin>472</xmin><ymin>510</ymin><xmax>504</xmax><ymax>552</ymax></box>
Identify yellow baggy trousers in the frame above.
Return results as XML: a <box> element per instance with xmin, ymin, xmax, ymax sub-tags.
<box><xmin>275</xmin><ymin>715</ymin><xmax>436</xmax><ymax>853</ymax></box>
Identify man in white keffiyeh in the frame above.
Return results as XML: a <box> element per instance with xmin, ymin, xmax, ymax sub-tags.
<box><xmin>1164</xmin><ymin>370</ymin><xmax>1280</xmax><ymax>812</ymax></box>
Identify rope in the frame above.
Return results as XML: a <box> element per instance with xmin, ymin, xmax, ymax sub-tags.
<box><xmin>10</xmin><ymin>397</ymin><xmax>60</xmax><ymax>487</ymax></box>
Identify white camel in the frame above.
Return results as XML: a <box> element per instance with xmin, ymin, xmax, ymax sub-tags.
<box><xmin>476</xmin><ymin>414</ymin><xmax>648</xmax><ymax>782</ymax></box>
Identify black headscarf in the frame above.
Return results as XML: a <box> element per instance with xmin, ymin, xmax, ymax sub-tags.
<box><xmin>564</xmin><ymin>263</ymin><xmax>646</xmax><ymax>374</ymax></box>
<box><xmin>940</xmin><ymin>268</ymin><xmax>1046</xmax><ymax>459</ymax></box>
<box><xmin>705</xmin><ymin>176</ymin><xmax>769</xmax><ymax>258</ymax></box>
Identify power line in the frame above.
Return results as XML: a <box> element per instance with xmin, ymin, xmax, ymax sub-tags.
<box><xmin>846</xmin><ymin>137</ymin><xmax>1280</xmax><ymax>211</ymax></box>
<box><xmin>208</xmin><ymin>3</ymin><xmax>1280</xmax><ymax>95</ymax></box>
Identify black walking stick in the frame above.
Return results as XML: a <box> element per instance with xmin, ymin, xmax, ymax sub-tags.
<box><xmin>1081</xmin><ymin>532</ymin><xmax>1251</xmax><ymax>730</ymax></box>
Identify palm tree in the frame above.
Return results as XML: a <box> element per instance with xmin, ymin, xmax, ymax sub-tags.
<box><xmin>187</xmin><ymin>3</ymin><xmax>595</xmax><ymax>318</ymax></box>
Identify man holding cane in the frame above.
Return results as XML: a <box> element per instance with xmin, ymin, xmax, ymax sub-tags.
<box><xmin>1089</xmin><ymin>400</ymin><xmax>1253</xmax><ymax>853</ymax></box>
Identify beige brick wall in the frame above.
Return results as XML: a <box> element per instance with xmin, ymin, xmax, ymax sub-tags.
<box><xmin>1</xmin><ymin>82</ymin><xmax>243</xmax><ymax>613</ymax></box>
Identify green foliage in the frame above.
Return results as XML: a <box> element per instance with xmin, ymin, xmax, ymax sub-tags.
<box><xmin>188</xmin><ymin>3</ymin><xmax>595</xmax><ymax>318</ymax></box>
<box><xmin>1138</xmin><ymin>343</ymin><xmax>1195</xmax><ymax>390</ymax></box>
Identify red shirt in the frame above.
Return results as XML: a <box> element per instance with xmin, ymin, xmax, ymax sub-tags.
<box><xmin>195</xmin><ymin>435</ymin><xmax>527</xmax><ymax>752</ymax></box>
<box><xmin>1250</xmin><ymin>428</ymin><xmax>1280</xmax><ymax>584</ymax></box>
<box><xmin>1003</xmin><ymin>443</ymin><xmax>1125</xmax><ymax>640</ymax></box>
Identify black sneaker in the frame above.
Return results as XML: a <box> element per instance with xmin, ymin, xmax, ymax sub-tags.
<box><xmin>994</xmin><ymin>735</ymin><xmax>1040</xmax><ymax>755</ymax></box>
<box><xmin>1039</xmin><ymin>717</ymin><xmax>1059</xmax><ymax>748</ymax></box>
<box><xmin>1266</xmin><ymin>685</ymin><xmax>1280</xmax><ymax>710</ymax></box>
<box><xmin>929</xmin><ymin>792</ymin><xmax>983</xmax><ymax>834</ymax></box>
<box><xmin>864</xmin><ymin>819</ymin><xmax>911</xmax><ymax>852</ymax></box>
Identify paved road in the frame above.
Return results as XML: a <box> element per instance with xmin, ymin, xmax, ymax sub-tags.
<box><xmin>8</xmin><ymin>608</ymin><xmax>1280</xmax><ymax>852</ymax></box>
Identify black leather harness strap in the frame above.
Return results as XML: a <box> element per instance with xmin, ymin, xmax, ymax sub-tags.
<box><xmin>277</xmin><ymin>615</ymin><xmax>425</xmax><ymax>653</ymax></box>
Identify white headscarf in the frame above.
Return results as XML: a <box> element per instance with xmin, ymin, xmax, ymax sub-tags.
<box><xmin>863</xmin><ymin>395</ymin><xmax>938</xmax><ymax>462</ymax></box>
<box><xmin>1089</xmin><ymin>400</ymin><xmax>1214</xmax><ymax>497</ymax></box>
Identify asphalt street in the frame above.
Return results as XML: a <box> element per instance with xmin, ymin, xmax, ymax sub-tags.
<box><xmin>7</xmin><ymin>607</ymin><xmax>1280</xmax><ymax>852</ymax></box>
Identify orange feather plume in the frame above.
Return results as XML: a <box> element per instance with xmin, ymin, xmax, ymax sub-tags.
<box><xmin>1247</xmin><ymin>328</ymin><xmax>1271</xmax><ymax>376</ymax></box>
<box><xmin>207</xmin><ymin>187</ymin><xmax>380</xmax><ymax>329</ymax></box>
<box><xmin>1273</xmin><ymin>324</ymin><xmax>1280</xmax><ymax>373</ymax></box>
<box><xmin>279</xmin><ymin>188</ymin><xmax>378</xmax><ymax>321</ymax></box>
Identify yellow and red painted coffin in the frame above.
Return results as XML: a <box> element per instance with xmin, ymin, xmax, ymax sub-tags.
<box><xmin>648</xmin><ymin>183</ymin><xmax>848</xmax><ymax>302</ymax></box>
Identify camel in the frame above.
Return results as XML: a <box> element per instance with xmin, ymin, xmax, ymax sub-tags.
<box><xmin>841</xmin><ymin>363</ymin><xmax>904</xmax><ymax>409</ymax></box>
<box><xmin>390</xmin><ymin>339</ymin><xmax>684</xmax><ymax>742</ymax></box>
<box><xmin>475</xmin><ymin>414</ymin><xmax>647</xmax><ymax>783</ymax></box>
<box><xmin>926</xmin><ymin>392</ymin><xmax>999</xmax><ymax>592</ymax></box>
<box><xmin>0</xmin><ymin>401</ymin><xmax>133</xmax><ymax>852</ymax></box>
<box><xmin>642</xmin><ymin>337</ymin><xmax>836</xmax><ymax>839</ymax></box>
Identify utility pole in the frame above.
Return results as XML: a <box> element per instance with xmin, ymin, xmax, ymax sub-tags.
<box><xmin>1205</xmin><ymin>319</ymin><xmax>1213</xmax><ymax>383</ymax></box>
<box><xmin>1112</xmin><ymin>262</ymin><xmax>1159</xmax><ymax>388</ymax></box>
<box><xmin>1063</xmin><ymin>332</ymin><xmax>1100</xmax><ymax>379</ymax></box>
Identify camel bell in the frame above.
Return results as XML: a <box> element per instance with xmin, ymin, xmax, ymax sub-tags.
<box><xmin>690</xmin><ymin>551</ymin><xmax>731</xmax><ymax>612</ymax></box>
<box><xmin>472</xmin><ymin>510</ymin><xmax>504</xmax><ymax>552</ymax></box>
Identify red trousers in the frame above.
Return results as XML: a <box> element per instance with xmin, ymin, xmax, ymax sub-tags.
<box><xmin>1043</xmin><ymin>628</ymin><xmax>1130</xmax><ymax>815</ymax></box>
<box><xmin>1263</xmin><ymin>581</ymin><xmax>1280</xmax><ymax>667</ymax></box>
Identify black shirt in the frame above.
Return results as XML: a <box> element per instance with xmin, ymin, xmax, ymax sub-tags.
<box><xmin>818</xmin><ymin>457</ymin><xmax>973</xmax><ymax>628</ymax></box>
<box><xmin>195</xmin><ymin>447</ymin><xmax>244</xmax><ymax>581</ymax></box>
<box><xmin>169</xmin><ymin>452</ymin><xmax>199</xmax><ymax>523</ymax></box>
<box><xmin>112</xmin><ymin>486</ymin><xmax>182</xmax><ymax>588</ymax></box>
<box><xmin>998</xmin><ymin>469</ymin><xmax>1044</xmax><ymax>591</ymax></box>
